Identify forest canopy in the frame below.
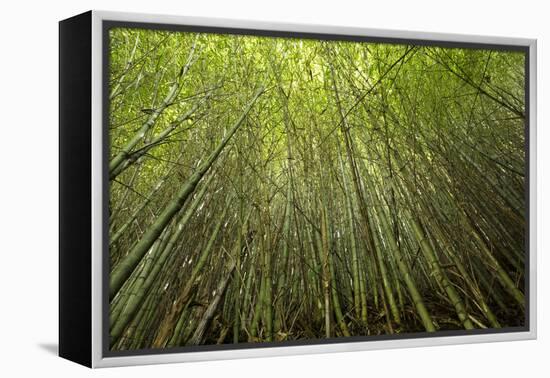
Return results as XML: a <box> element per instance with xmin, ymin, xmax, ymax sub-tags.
<box><xmin>107</xmin><ymin>27</ymin><xmax>526</xmax><ymax>351</ymax></box>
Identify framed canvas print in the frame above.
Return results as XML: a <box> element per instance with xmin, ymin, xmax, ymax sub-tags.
<box><xmin>59</xmin><ymin>10</ymin><xmax>537</xmax><ymax>368</ymax></box>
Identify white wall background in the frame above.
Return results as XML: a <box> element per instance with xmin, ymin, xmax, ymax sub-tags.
<box><xmin>0</xmin><ymin>0</ymin><xmax>546</xmax><ymax>376</ymax></box>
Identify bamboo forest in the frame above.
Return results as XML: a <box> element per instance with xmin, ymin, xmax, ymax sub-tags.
<box><xmin>107</xmin><ymin>27</ymin><xmax>527</xmax><ymax>351</ymax></box>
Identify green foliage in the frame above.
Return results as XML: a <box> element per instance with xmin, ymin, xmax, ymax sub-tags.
<box><xmin>108</xmin><ymin>27</ymin><xmax>526</xmax><ymax>350</ymax></box>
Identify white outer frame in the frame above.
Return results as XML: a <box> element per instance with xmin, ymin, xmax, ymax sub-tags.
<box><xmin>90</xmin><ymin>10</ymin><xmax>537</xmax><ymax>368</ymax></box>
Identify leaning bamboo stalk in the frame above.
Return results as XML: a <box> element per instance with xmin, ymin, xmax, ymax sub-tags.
<box><xmin>152</xmin><ymin>201</ymin><xmax>230</xmax><ymax>348</ymax></box>
<box><xmin>109</xmin><ymin>86</ymin><xmax>264</xmax><ymax>299</ymax></box>
<box><xmin>409</xmin><ymin>217</ymin><xmax>475</xmax><ymax>330</ymax></box>
<box><xmin>109</xmin><ymin>40</ymin><xmax>198</xmax><ymax>177</ymax></box>
<box><xmin>374</xmin><ymin>202</ymin><xmax>436</xmax><ymax>332</ymax></box>
<box><xmin>110</xmin><ymin>177</ymin><xmax>213</xmax><ymax>344</ymax></box>
<box><xmin>188</xmin><ymin>260</ymin><xmax>237</xmax><ymax>345</ymax></box>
